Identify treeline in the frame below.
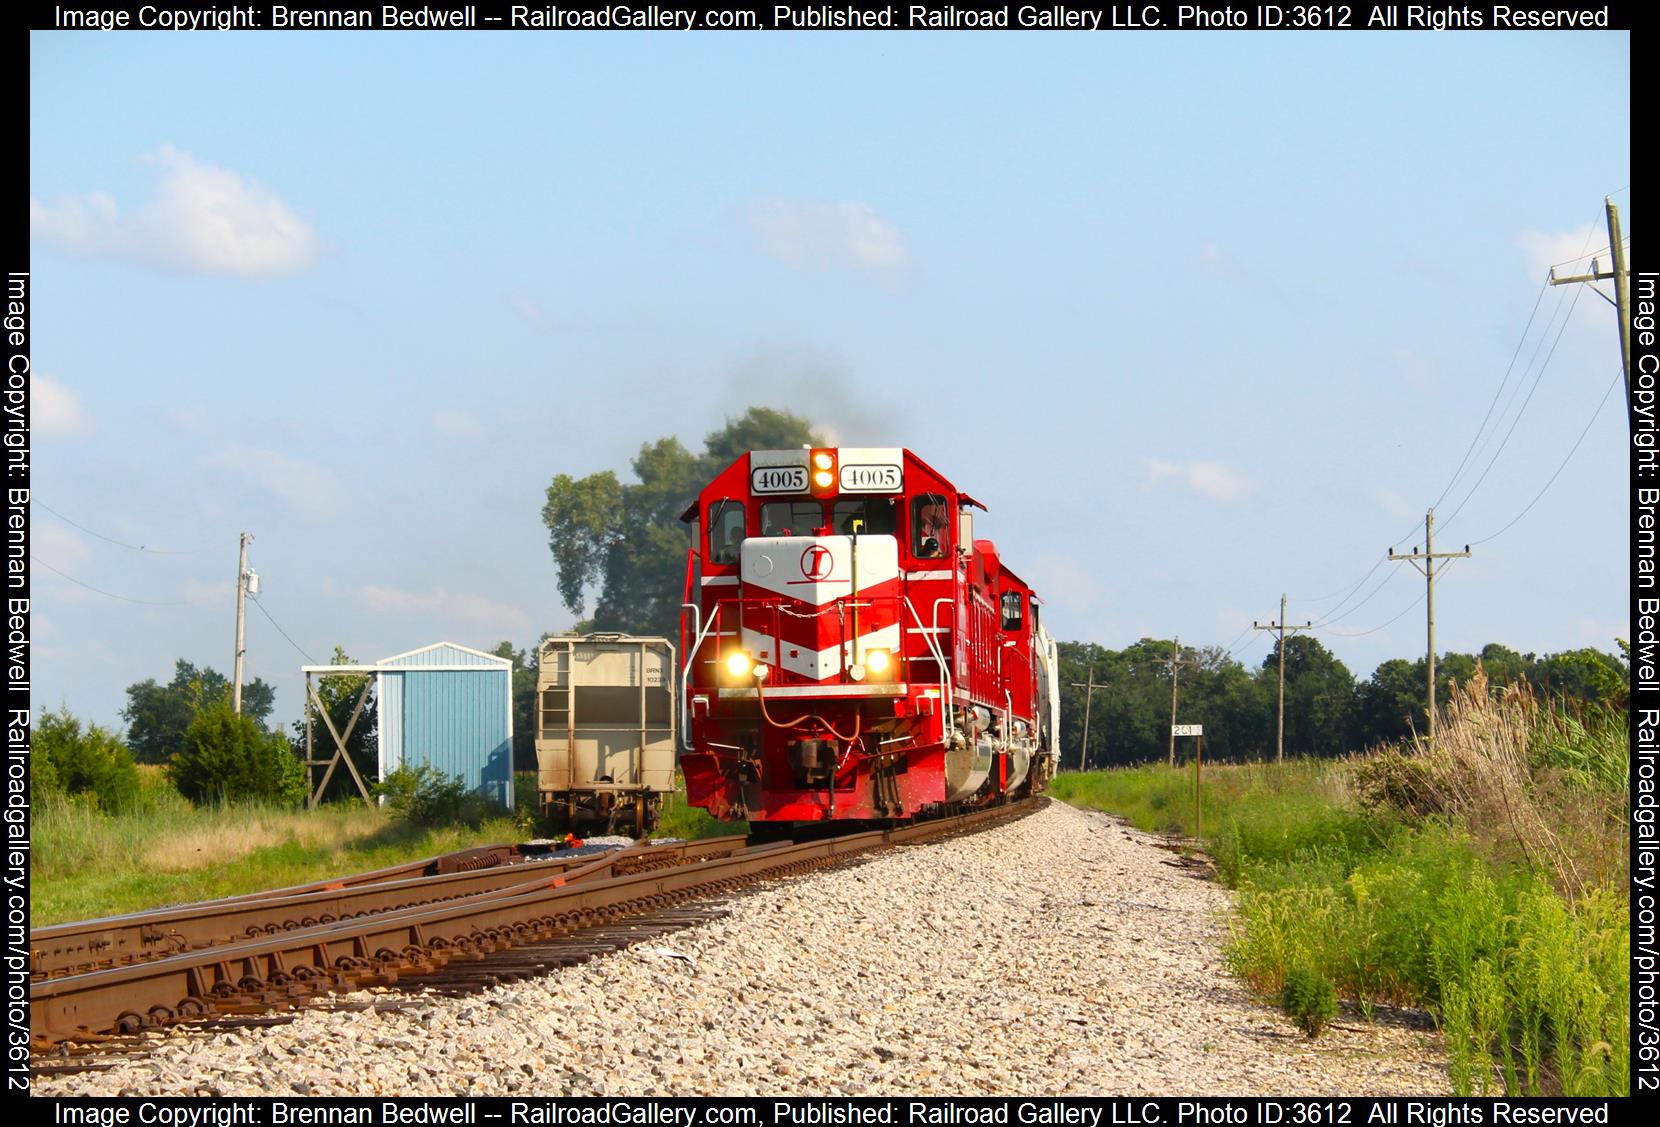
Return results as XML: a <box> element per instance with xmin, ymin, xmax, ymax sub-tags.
<box><xmin>36</xmin><ymin>651</ymin><xmax>375</xmax><ymax>811</ymax></box>
<box><xmin>1057</xmin><ymin>636</ymin><xmax>1628</xmax><ymax>769</ymax></box>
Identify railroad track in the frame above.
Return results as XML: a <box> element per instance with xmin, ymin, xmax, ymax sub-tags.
<box><xmin>31</xmin><ymin>798</ymin><xmax>1040</xmax><ymax>1048</ymax></box>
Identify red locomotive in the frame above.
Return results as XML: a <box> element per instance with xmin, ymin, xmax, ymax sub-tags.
<box><xmin>678</xmin><ymin>446</ymin><xmax>1059</xmax><ymax>828</ymax></box>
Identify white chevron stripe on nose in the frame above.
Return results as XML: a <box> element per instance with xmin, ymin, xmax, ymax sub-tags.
<box><xmin>741</xmin><ymin>622</ymin><xmax>903</xmax><ymax>681</ymax></box>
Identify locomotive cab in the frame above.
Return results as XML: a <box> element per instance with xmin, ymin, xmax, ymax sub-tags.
<box><xmin>680</xmin><ymin>446</ymin><xmax>1057</xmax><ymax>828</ymax></box>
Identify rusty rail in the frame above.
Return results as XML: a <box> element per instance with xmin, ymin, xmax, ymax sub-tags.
<box><xmin>32</xmin><ymin>837</ymin><xmax>747</xmax><ymax>979</ymax></box>
<box><xmin>32</xmin><ymin>802</ymin><xmax>1037</xmax><ymax>1045</ymax></box>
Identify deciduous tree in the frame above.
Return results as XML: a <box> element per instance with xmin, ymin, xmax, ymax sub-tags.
<box><xmin>542</xmin><ymin>408</ymin><xmax>821</xmax><ymax>640</ymax></box>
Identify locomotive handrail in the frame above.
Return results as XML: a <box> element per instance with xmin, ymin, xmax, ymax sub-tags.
<box><xmin>681</xmin><ymin>601</ymin><xmax>726</xmax><ymax>751</ymax></box>
<box><xmin>902</xmin><ymin>595</ymin><xmax>954</xmax><ymax>732</ymax></box>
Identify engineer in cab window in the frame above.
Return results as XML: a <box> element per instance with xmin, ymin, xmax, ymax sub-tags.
<box><xmin>915</xmin><ymin>497</ymin><xmax>948</xmax><ymax>558</ymax></box>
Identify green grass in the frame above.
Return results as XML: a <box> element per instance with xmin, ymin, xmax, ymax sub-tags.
<box><xmin>652</xmin><ymin>781</ymin><xmax>747</xmax><ymax>840</ymax></box>
<box><xmin>31</xmin><ymin>768</ymin><xmax>522</xmax><ymax>926</ymax></box>
<box><xmin>1054</xmin><ymin>727</ymin><xmax>1628</xmax><ymax>1097</ymax></box>
<box><xmin>32</xmin><ymin>766</ymin><xmax>753</xmax><ymax>925</ymax></box>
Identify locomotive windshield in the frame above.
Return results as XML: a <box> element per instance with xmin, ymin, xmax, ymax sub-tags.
<box><xmin>760</xmin><ymin>501</ymin><xmax>822</xmax><ymax>537</ymax></box>
<box><xmin>832</xmin><ymin>498</ymin><xmax>898</xmax><ymax>536</ymax></box>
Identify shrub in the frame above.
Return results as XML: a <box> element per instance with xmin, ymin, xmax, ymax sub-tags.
<box><xmin>32</xmin><ymin>707</ymin><xmax>141</xmax><ymax>811</ymax></box>
<box><xmin>171</xmin><ymin>697</ymin><xmax>308</xmax><ymax>806</ymax></box>
<box><xmin>374</xmin><ymin>764</ymin><xmax>496</xmax><ymax>828</ymax></box>
<box><xmin>1281</xmin><ymin>962</ymin><xmax>1339</xmax><ymax>1037</ymax></box>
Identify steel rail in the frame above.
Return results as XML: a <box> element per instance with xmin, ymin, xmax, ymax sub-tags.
<box><xmin>31</xmin><ymin>837</ymin><xmax>748</xmax><ymax>979</ymax></box>
<box><xmin>32</xmin><ymin>802</ymin><xmax>1038</xmax><ymax>1044</ymax></box>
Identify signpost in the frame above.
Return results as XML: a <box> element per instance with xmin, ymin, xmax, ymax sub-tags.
<box><xmin>1172</xmin><ymin>724</ymin><xmax>1203</xmax><ymax>838</ymax></box>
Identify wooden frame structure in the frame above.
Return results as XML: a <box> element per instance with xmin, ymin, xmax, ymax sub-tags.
<box><xmin>300</xmin><ymin>664</ymin><xmax>378</xmax><ymax>808</ymax></box>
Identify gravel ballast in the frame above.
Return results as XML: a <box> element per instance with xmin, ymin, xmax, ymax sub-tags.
<box><xmin>34</xmin><ymin>800</ymin><xmax>1449</xmax><ymax>1097</ymax></box>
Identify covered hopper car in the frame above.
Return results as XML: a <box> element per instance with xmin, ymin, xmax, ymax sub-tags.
<box><xmin>534</xmin><ymin>634</ymin><xmax>676</xmax><ymax>835</ymax></box>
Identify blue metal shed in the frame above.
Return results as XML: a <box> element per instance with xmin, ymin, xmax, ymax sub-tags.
<box><xmin>376</xmin><ymin>642</ymin><xmax>514</xmax><ymax>809</ymax></box>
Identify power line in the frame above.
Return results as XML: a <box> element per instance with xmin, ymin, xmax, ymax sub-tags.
<box><xmin>1430</xmin><ymin>277</ymin><xmax>1550</xmax><ymax>513</ymax></box>
<box><xmin>1432</xmin><ymin>217</ymin><xmax>1599</xmax><ymax>517</ymax></box>
<box><xmin>1311</xmin><ymin>564</ymin><xmax>1402</xmax><ymax>628</ymax></box>
<box><xmin>1548</xmin><ymin>236</ymin><xmax>1629</xmax><ymax>271</ymax></box>
<box><xmin>30</xmin><ymin>556</ymin><xmax>191</xmax><ymax>606</ymax></box>
<box><xmin>32</xmin><ymin>501</ymin><xmax>206</xmax><ymax>554</ymax></box>
<box><xmin>1440</xmin><ymin>279</ymin><xmax>1588</xmax><ymax>534</ymax></box>
<box><xmin>1434</xmin><ymin>277</ymin><xmax>1586</xmax><ymax>534</ymax></box>
<box><xmin>1388</xmin><ymin>511</ymin><xmax>1470</xmax><ymax>740</ymax></box>
<box><xmin>1320</xmin><ymin>590</ymin><xmax>1427</xmax><ymax>638</ymax></box>
<box><xmin>1253</xmin><ymin>596</ymin><xmax>1312</xmax><ymax>763</ymax></box>
<box><xmin>1471</xmin><ymin>367</ymin><xmax>1623</xmax><ymax>546</ymax></box>
<box><xmin>249</xmin><ymin>594</ymin><xmax>318</xmax><ymax>664</ymax></box>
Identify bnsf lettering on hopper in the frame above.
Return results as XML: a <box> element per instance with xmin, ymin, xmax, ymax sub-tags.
<box><xmin>678</xmin><ymin>446</ymin><xmax>1060</xmax><ymax>828</ymax></box>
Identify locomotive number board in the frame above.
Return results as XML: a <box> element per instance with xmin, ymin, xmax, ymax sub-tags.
<box><xmin>747</xmin><ymin>448</ymin><xmax>906</xmax><ymax>494</ymax></box>
<box><xmin>751</xmin><ymin>465</ymin><xmax>808</xmax><ymax>494</ymax></box>
<box><xmin>837</xmin><ymin>447</ymin><xmax>905</xmax><ymax>493</ymax></box>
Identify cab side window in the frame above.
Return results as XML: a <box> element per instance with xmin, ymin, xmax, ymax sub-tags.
<box><xmin>912</xmin><ymin>493</ymin><xmax>949</xmax><ymax>559</ymax></box>
<box><xmin>708</xmin><ymin>501</ymin><xmax>745</xmax><ymax>564</ymax></box>
<box><xmin>1000</xmin><ymin>591</ymin><xmax>1024</xmax><ymax>631</ymax></box>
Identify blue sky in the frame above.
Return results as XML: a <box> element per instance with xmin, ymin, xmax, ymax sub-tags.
<box><xmin>29</xmin><ymin>30</ymin><xmax>1632</xmax><ymax>731</ymax></box>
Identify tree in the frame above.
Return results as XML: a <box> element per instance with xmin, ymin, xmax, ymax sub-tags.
<box><xmin>291</xmin><ymin>646</ymin><xmax>378</xmax><ymax>804</ymax></box>
<box><xmin>1055</xmin><ymin>638</ymin><xmax>1268</xmax><ymax>768</ymax></box>
<box><xmin>543</xmin><ymin>408</ymin><xmax>822</xmax><ymax>640</ymax></box>
<box><xmin>122</xmin><ymin>660</ymin><xmax>275</xmax><ymax>765</ymax></box>
<box><xmin>1261</xmin><ymin>635</ymin><xmax>1356</xmax><ymax>758</ymax></box>
<box><xmin>490</xmin><ymin>639</ymin><xmax>542</xmax><ymax>772</ymax></box>
<box><xmin>172</xmin><ymin>696</ymin><xmax>307</xmax><ymax>806</ymax></box>
<box><xmin>1353</xmin><ymin>658</ymin><xmax>1423</xmax><ymax>747</ymax></box>
<box><xmin>33</xmin><ymin>707</ymin><xmax>141</xmax><ymax>810</ymax></box>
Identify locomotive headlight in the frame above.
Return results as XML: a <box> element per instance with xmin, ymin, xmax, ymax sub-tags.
<box><xmin>725</xmin><ymin>651</ymin><xmax>753</xmax><ymax>678</ymax></box>
<box><xmin>866</xmin><ymin>648</ymin><xmax>891</xmax><ymax>675</ymax></box>
<box><xmin>809</xmin><ymin>448</ymin><xmax>838</xmax><ymax>496</ymax></box>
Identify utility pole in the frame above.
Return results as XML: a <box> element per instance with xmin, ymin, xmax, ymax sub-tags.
<box><xmin>1253</xmin><ymin>595</ymin><xmax>1312</xmax><ymax>763</ymax></box>
<box><xmin>1548</xmin><ymin>196</ymin><xmax>1631</xmax><ymax>406</ymax></box>
<box><xmin>1388</xmin><ymin>510</ymin><xmax>1469</xmax><ymax>741</ymax></box>
<box><xmin>233</xmin><ymin>532</ymin><xmax>254</xmax><ymax>714</ymax></box>
<box><xmin>1157</xmin><ymin>638</ymin><xmax>1195</xmax><ymax>767</ymax></box>
<box><xmin>1069</xmin><ymin>666</ymin><xmax>1107</xmax><ymax>772</ymax></box>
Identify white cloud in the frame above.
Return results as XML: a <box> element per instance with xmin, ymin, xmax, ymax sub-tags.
<box><xmin>207</xmin><ymin>444</ymin><xmax>345</xmax><ymax>520</ymax></box>
<box><xmin>31</xmin><ymin>374</ymin><xmax>92</xmax><ymax>436</ymax></box>
<box><xmin>1516</xmin><ymin>224</ymin><xmax>1606</xmax><ymax>283</ymax></box>
<box><xmin>747</xmin><ymin>200</ymin><xmax>910</xmax><ymax>282</ymax></box>
<box><xmin>182</xmin><ymin>578</ymin><xmax>231</xmax><ymax>610</ymax></box>
<box><xmin>1198</xmin><ymin>242</ymin><xmax>1243</xmax><ymax>284</ymax></box>
<box><xmin>1373</xmin><ymin>486</ymin><xmax>1417</xmax><ymax>521</ymax></box>
<box><xmin>509</xmin><ymin>294</ymin><xmax>549</xmax><ymax>332</ymax></box>
<box><xmin>361</xmin><ymin>585</ymin><xmax>531</xmax><ymax>634</ymax></box>
<box><xmin>31</xmin><ymin>145</ymin><xmax>320</xmax><ymax>278</ymax></box>
<box><xmin>1142</xmin><ymin>457</ymin><xmax>1253</xmax><ymax>502</ymax></box>
<box><xmin>1025</xmin><ymin>555</ymin><xmax>1100</xmax><ymax>611</ymax></box>
<box><xmin>1187</xmin><ymin>461</ymin><xmax>1251</xmax><ymax>501</ymax></box>
<box><xmin>432</xmin><ymin>410</ymin><xmax>485</xmax><ymax>440</ymax></box>
<box><xmin>166</xmin><ymin>407</ymin><xmax>214</xmax><ymax>436</ymax></box>
<box><xmin>1393</xmin><ymin>349</ymin><xmax>1437</xmax><ymax>390</ymax></box>
<box><xmin>34</xmin><ymin>525</ymin><xmax>90</xmax><ymax>573</ymax></box>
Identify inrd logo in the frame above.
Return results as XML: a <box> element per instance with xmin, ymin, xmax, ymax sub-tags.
<box><xmin>799</xmin><ymin>545</ymin><xmax>833</xmax><ymax>581</ymax></box>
